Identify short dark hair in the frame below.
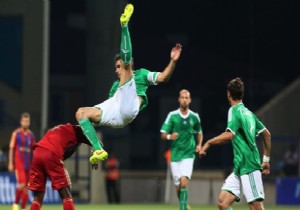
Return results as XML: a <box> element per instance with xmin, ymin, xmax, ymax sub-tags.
<box><xmin>114</xmin><ymin>54</ymin><xmax>134</xmax><ymax>69</ymax></box>
<box><xmin>21</xmin><ymin>112</ymin><xmax>30</xmax><ymax>119</ymax></box>
<box><xmin>227</xmin><ymin>77</ymin><xmax>244</xmax><ymax>100</ymax></box>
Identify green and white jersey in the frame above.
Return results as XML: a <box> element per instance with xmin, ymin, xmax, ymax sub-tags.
<box><xmin>160</xmin><ymin>109</ymin><xmax>202</xmax><ymax>162</ymax></box>
<box><xmin>109</xmin><ymin>68</ymin><xmax>160</xmax><ymax>111</ymax></box>
<box><xmin>226</xmin><ymin>102</ymin><xmax>266</xmax><ymax>176</ymax></box>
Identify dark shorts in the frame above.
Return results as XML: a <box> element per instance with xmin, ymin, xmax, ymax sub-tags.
<box><xmin>28</xmin><ymin>147</ymin><xmax>71</xmax><ymax>192</ymax></box>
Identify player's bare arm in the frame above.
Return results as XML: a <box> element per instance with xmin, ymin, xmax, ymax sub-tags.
<box><xmin>156</xmin><ymin>43</ymin><xmax>182</xmax><ymax>84</ymax></box>
<box><xmin>199</xmin><ymin>131</ymin><xmax>234</xmax><ymax>157</ymax></box>
<box><xmin>195</xmin><ymin>132</ymin><xmax>203</xmax><ymax>153</ymax></box>
<box><xmin>261</xmin><ymin>129</ymin><xmax>271</xmax><ymax>175</ymax></box>
<box><xmin>8</xmin><ymin>131</ymin><xmax>16</xmax><ymax>172</ymax></box>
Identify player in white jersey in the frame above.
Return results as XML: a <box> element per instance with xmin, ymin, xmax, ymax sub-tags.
<box><xmin>75</xmin><ymin>4</ymin><xmax>182</xmax><ymax>165</ymax></box>
<box><xmin>161</xmin><ymin>89</ymin><xmax>203</xmax><ymax>210</ymax></box>
<box><xmin>200</xmin><ymin>78</ymin><xmax>271</xmax><ymax>210</ymax></box>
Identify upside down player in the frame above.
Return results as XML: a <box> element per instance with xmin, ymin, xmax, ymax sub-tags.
<box><xmin>27</xmin><ymin>123</ymin><xmax>97</xmax><ymax>210</ymax></box>
<box><xmin>75</xmin><ymin>3</ymin><xmax>183</xmax><ymax>165</ymax></box>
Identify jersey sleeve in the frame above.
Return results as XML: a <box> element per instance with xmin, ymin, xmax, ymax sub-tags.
<box><xmin>140</xmin><ymin>68</ymin><xmax>160</xmax><ymax>85</ymax></box>
<box><xmin>226</xmin><ymin>107</ymin><xmax>238</xmax><ymax>135</ymax></box>
<box><xmin>160</xmin><ymin>113</ymin><xmax>173</xmax><ymax>133</ymax></box>
<box><xmin>194</xmin><ymin>114</ymin><xmax>202</xmax><ymax>133</ymax></box>
<box><xmin>254</xmin><ymin>115</ymin><xmax>266</xmax><ymax>135</ymax></box>
<box><xmin>108</xmin><ymin>81</ymin><xmax>119</xmax><ymax>98</ymax></box>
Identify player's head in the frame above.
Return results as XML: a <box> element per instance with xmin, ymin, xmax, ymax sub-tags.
<box><xmin>114</xmin><ymin>54</ymin><xmax>134</xmax><ymax>76</ymax></box>
<box><xmin>227</xmin><ymin>77</ymin><xmax>244</xmax><ymax>102</ymax></box>
<box><xmin>178</xmin><ymin>89</ymin><xmax>191</xmax><ymax>109</ymax></box>
<box><xmin>20</xmin><ymin>112</ymin><xmax>30</xmax><ymax>130</ymax></box>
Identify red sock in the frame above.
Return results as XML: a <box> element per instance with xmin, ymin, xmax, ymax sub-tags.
<box><xmin>21</xmin><ymin>191</ymin><xmax>29</xmax><ymax>209</ymax></box>
<box><xmin>14</xmin><ymin>188</ymin><xmax>23</xmax><ymax>204</ymax></box>
<box><xmin>63</xmin><ymin>198</ymin><xmax>75</xmax><ymax>210</ymax></box>
<box><xmin>30</xmin><ymin>200</ymin><xmax>42</xmax><ymax>210</ymax></box>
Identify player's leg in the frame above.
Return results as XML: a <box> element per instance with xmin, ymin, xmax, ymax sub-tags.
<box><xmin>76</xmin><ymin>107</ymin><xmax>108</xmax><ymax>163</ymax></box>
<box><xmin>13</xmin><ymin>168</ymin><xmax>27</xmax><ymax>210</ymax></box>
<box><xmin>21</xmin><ymin>188</ymin><xmax>29</xmax><ymax>210</ymax></box>
<box><xmin>120</xmin><ymin>3</ymin><xmax>134</xmax><ymax>65</ymax></box>
<box><xmin>28</xmin><ymin>147</ymin><xmax>47</xmax><ymax>210</ymax></box>
<box><xmin>179</xmin><ymin>176</ymin><xmax>189</xmax><ymax>210</ymax></box>
<box><xmin>240</xmin><ymin>170</ymin><xmax>265</xmax><ymax>210</ymax></box>
<box><xmin>119</xmin><ymin>4</ymin><xmax>134</xmax><ymax>85</ymax></box>
<box><xmin>58</xmin><ymin>187</ymin><xmax>75</xmax><ymax>210</ymax></box>
<box><xmin>218</xmin><ymin>172</ymin><xmax>241</xmax><ymax>210</ymax></box>
<box><xmin>178</xmin><ymin>158</ymin><xmax>194</xmax><ymax>210</ymax></box>
<box><xmin>75</xmin><ymin>107</ymin><xmax>103</xmax><ymax>150</ymax></box>
<box><xmin>218</xmin><ymin>191</ymin><xmax>236</xmax><ymax>210</ymax></box>
<box><xmin>30</xmin><ymin>191</ymin><xmax>45</xmax><ymax>210</ymax></box>
<box><xmin>20</xmin><ymin>171</ymin><xmax>31</xmax><ymax>210</ymax></box>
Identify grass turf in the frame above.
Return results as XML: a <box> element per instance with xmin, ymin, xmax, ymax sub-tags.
<box><xmin>1</xmin><ymin>204</ymin><xmax>300</xmax><ymax>210</ymax></box>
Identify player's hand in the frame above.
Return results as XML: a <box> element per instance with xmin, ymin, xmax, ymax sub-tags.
<box><xmin>195</xmin><ymin>145</ymin><xmax>202</xmax><ymax>153</ymax></box>
<box><xmin>199</xmin><ymin>143</ymin><xmax>210</xmax><ymax>158</ymax></box>
<box><xmin>261</xmin><ymin>162</ymin><xmax>270</xmax><ymax>175</ymax></box>
<box><xmin>8</xmin><ymin>163</ymin><xmax>14</xmax><ymax>173</ymax></box>
<box><xmin>170</xmin><ymin>43</ymin><xmax>182</xmax><ymax>62</ymax></box>
<box><xmin>89</xmin><ymin>149</ymin><xmax>108</xmax><ymax>164</ymax></box>
<box><xmin>169</xmin><ymin>132</ymin><xmax>178</xmax><ymax>140</ymax></box>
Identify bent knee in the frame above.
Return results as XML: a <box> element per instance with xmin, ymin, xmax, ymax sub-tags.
<box><xmin>75</xmin><ymin>108</ymin><xmax>84</xmax><ymax>120</ymax></box>
<box><xmin>218</xmin><ymin>198</ymin><xmax>230</xmax><ymax>210</ymax></box>
<box><xmin>75</xmin><ymin>107</ymin><xmax>101</xmax><ymax>123</ymax></box>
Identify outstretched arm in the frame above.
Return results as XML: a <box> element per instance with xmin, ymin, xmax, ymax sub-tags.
<box><xmin>199</xmin><ymin>131</ymin><xmax>234</xmax><ymax>157</ymax></box>
<box><xmin>261</xmin><ymin>129</ymin><xmax>271</xmax><ymax>175</ymax></box>
<box><xmin>156</xmin><ymin>43</ymin><xmax>182</xmax><ymax>84</ymax></box>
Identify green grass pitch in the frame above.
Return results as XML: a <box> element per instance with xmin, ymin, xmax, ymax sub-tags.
<box><xmin>1</xmin><ymin>204</ymin><xmax>300</xmax><ymax>210</ymax></box>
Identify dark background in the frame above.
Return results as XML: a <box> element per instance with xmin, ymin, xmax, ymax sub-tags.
<box><xmin>49</xmin><ymin>0</ymin><xmax>300</xmax><ymax>169</ymax></box>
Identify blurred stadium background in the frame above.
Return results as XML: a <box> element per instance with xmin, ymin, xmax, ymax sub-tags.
<box><xmin>0</xmin><ymin>0</ymin><xmax>299</xmax><ymax>208</ymax></box>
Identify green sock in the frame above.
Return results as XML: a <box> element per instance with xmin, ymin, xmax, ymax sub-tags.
<box><xmin>78</xmin><ymin>118</ymin><xmax>102</xmax><ymax>150</ymax></box>
<box><xmin>225</xmin><ymin>208</ymin><xmax>233</xmax><ymax>210</ymax></box>
<box><xmin>179</xmin><ymin>188</ymin><xmax>188</xmax><ymax>210</ymax></box>
<box><xmin>120</xmin><ymin>24</ymin><xmax>132</xmax><ymax>65</ymax></box>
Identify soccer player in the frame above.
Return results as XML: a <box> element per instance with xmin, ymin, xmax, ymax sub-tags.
<box><xmin>199</xmin><ymin>77</ymin><xmax>272</xmax><ymax>210</ymax></box>
<box><xmin>27</xmin><ymin>123</ymin><xmax>95</xmax><ymax>210</ymax></box>
<box><xmin>160</xmin><ymin>89</ymin><xmax>203</xmax><ymax>210</ymax></box>
<box><xmin>75</xmin><ymin>3</ymin><xmax>183</xmax><ymax>165</ymax></box>
<box><xmin>8</xmin><ymin>112</ymin><xmax>35</xmax><ymax>210</ymax></box>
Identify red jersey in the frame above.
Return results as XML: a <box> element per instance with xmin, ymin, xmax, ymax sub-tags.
<box><xmin>13</xmin><ymin>128</ymin><xmax>35</xmax><ymax>171</ymax></box>
<box><xmin>35</xmin><ymin>123</ymin><xmax>91</xmax><ymax>160</ymax></box>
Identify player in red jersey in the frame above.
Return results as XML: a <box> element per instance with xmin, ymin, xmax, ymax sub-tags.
<box><xmin>8</xmin><ymin>112</ymin><xmax>35</xmax><ymax>210</ymax></box>
<box><xmin>27</xmin><ymin>123</ymin><xmax>96</xmax><ymax>210</ymax></box>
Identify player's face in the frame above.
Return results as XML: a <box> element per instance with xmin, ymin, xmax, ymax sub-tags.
<box><xmin>178</xmin><ymin>91</ymin><xmax>191</xmax><ymax>109</ymax></box>
<box><xmin>115</xmin><ymin>59</ymin><xmax>123</xmax><ymax>79</ymax></box>
<box><xmin>20</xmin><ymin>117</ymin><xmax>30</xmax><ymax>130</ymax></box>
<box><xmin>227</xmin><ymin>90</ymin><xmax>232</xmax><ymax>105</ymax></box>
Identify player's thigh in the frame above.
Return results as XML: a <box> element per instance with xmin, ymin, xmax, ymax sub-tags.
<box><xmin>221</xmin><ymin>172</ymin><xmax>242</xmax><ymax>202</ymax></box>
<box><xmin>15</xmin><ymin>166</ymin><xmax>27</xmax><ymax>187</ymax></box>
<box><xmin>28</xmin><ymin>148</ymin><xmax>47</xmax><ymax>192</ymax></box>
<box><xmin>179</xmin><ymin>158</ymin><xmax>194</xmax><ymax>180</ymax></box>
<box><xmin>170</xmin><ymin>162</ymin><xmax>181</xmax><ymax>186</ymax></box>
<box><xmin>45</xmin><ymin>154</ymin><xmax>71</xmax><ymax>190</ymax></box>
<box><xmin>170</xmin><ymin>158</ymin><xmax>194</xmax><ymax>186</ymax></box>
<box><xmin>241</xmin><ymin>170</ymin><xmax>264</xmax><ymax>203</ymax></box>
